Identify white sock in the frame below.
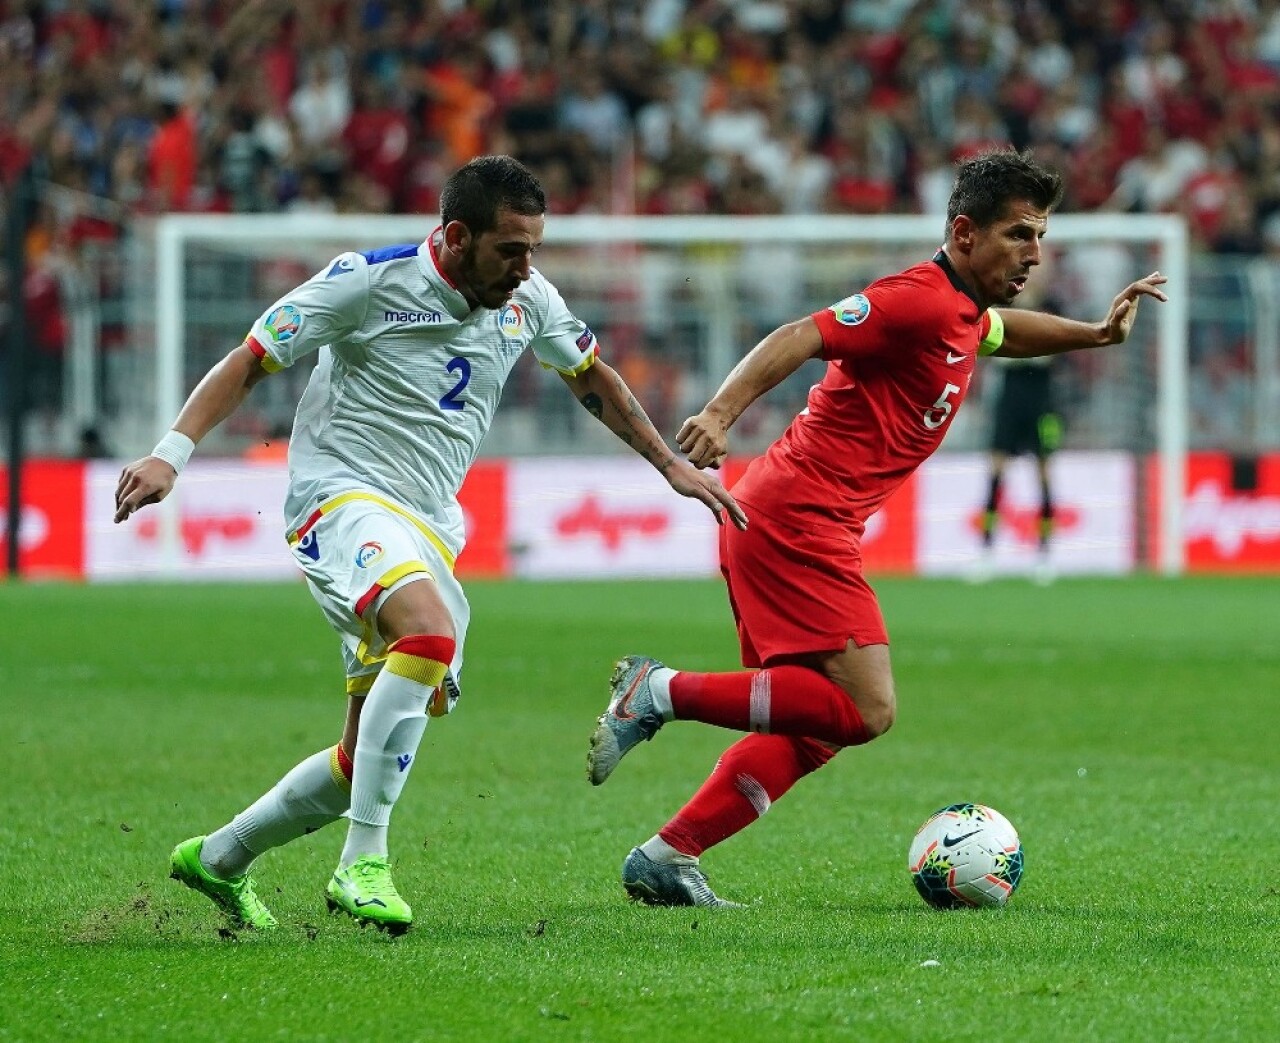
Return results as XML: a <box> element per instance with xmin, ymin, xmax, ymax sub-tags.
<box><xmin>640</xmin><ymin>834</ymin><xmax>697</xmax><ymax>865</ymax></box>
<box><xmin>341</xmin><ymin>668</ymin><xmax>431</xmax><ymax>868</ymax></box>
<box><xmin>649</xmin><ymin>667</ymin><xmax>676</xmax><ymax>721</ymax></box>
<box><xmin>200</xmin><ymin>747</ymin><xmax>351</xmax><ymax>879</ymax></box>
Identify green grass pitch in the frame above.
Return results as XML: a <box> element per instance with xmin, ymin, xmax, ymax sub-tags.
<box><xmin>2</xmin><ymin>576</ymin><xmax>1277</xmax><ymax>1041</ymax></box>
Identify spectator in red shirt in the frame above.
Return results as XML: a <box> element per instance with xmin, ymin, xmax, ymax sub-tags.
<box><xmin>342</xmin><ymin>80</ymin><xmax>411</xmax><ymax>207</ymax></box>
<box><xmin>1067</xmin><ymin>124</ymin><xmax>1128</xmax><ymax>210</ymax></box>
<box><xmin>147</xmin><ymin>102</ymin><xmax>197</xmax><ymax>211</ymax></box>
<box><xmin>45</xmin><ymin>0</ymin><xmax>112</xmax><ymax>67</ymax></box>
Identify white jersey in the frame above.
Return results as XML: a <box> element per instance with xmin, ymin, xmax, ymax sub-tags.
<box><xmin>247</xmin><ymin>235</ymin><xmax>598</xmax><ymax>555</ymax></box>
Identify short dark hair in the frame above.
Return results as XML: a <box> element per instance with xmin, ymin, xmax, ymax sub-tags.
<box><xmin>946</xmin><ymin>149</ymin><xmax>1064</xmax><ymax>230</ymax></box>
<box><xmin>439</xmin><ymin>155</ymin><xmax>546</xmax><ymax>234</ymax></box>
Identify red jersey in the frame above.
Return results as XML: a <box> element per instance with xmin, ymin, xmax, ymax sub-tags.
<box><xmin>733</xmin><ymin>252</ymin><xmax>1003</xmax><ymax>537</ymax></box>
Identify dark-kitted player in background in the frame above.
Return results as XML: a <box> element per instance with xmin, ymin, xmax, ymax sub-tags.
<box><xmin>976</xmin><ymin>346</ymin><xmax>1061</xmax><ymax>584</ymax></box>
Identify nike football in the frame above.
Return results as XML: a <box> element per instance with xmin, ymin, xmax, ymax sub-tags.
<box><xmin>908</xmin><ymin>803</ymin><xmax>1024</xmax><ymax>909</ymax></box>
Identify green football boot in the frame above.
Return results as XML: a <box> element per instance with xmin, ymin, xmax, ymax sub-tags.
<box><xmin>325</xmin><ymin>855</ymin><xmax>413</xmax><ymax>935</ymax></box>
<box><xmin>168</xmin><ymin>836</ymin><xmax>278</xmax><ymax>930</ymax></box>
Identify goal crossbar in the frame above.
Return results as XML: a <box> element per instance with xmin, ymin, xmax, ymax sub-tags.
<box><xmin>154</xmin><ymin>213</ymin><xmax>1189</xmax><ymax>574</ymax></box>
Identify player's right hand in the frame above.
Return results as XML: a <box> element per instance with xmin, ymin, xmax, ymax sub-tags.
<box><xmin>676</xmin><ymin>410</ymin><xmax>730</xmax><ymax>470</ymax></box>
<box><xmin>114</xmin><ymin>457</ymin><xmax>178</xmax><ymax>523</ymax></box>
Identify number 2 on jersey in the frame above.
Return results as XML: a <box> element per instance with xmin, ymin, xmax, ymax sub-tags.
<box><xmin>923</xmin><ymin>382</ymin><xmax>961</xmax><ymax>430</ymax></box>
<box><xmin>439</xmin><ymin>357</ymin><xmax>471</xmax><ymax>411</ymax></box>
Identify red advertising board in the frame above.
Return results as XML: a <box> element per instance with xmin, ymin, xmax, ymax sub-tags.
<box><xmin>455</xmin><ymin>460</ymin><xmax>508</xmax><ymax>577</ymax></box>
<box><xmin>862</xmin><ymin>475</ymin><xmax>916</xmax><ymax>574</ymax></box>
<box><xmin>1152</xmin><ymin>452</ymin><xmax>1280</xmax><ymax>571</ymax></box>
<box><xmin>9</xmin><ymin>453</ymin><xmax>1280</xmax><ymax>582</ymax></box>
<box><xmin>0</xmin><ymin>460</ymin><xmax>86</xmax><ymax>578</ymax></box>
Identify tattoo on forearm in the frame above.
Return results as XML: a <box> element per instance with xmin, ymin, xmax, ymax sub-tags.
<box><xmin>583</xmin><ymin>370</ymin><xmax>670</xmax><ymax>466</ymax></box>
<box><xmin>628</xmin><ymin>398</ymin><xmax>652</xmax><ymax>426</ymax></box>
<box><xmin>616</xmin><ymin>383</ymin><xmax>671</xmax><ymax>464</ymax></box>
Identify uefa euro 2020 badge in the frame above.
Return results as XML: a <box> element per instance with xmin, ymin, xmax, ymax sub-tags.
<box><xmin>830</xmin><ymin>294</ymin><xmax>871</xmax><ymax>326</ymax></box>
<box><xmin>264</xmin><ymin>304</ymin><xmax>303</xmax><ymax>343</ymax></box>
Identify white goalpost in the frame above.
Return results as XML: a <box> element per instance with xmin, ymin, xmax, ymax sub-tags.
<box><xmin>152</xmin><ymin>212</ymin><xmax>1189</xmax><ymax>574</ymax></box>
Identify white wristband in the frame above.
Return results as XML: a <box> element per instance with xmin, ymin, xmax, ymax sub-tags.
<box><xmin>150</xmin><ymin>430</ymin><xmax>196</xmax><ymax>475</ymax></box>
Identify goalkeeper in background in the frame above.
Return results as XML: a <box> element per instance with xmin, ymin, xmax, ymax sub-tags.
<box><xmin>114</xmin><ymin>155</ymin><xmax>745</xmax><ymax>936</ymax></box>
<box><xmin>975</xmin><ymin>346</ymin><xmax>1062</xmax><ymax>584</ymax></box>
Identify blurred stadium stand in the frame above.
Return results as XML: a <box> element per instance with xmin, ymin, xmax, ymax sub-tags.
<box><xmin>1</xmin><ymin>0</ymin><xmax>1279</xmax><ymax>459</ymax></box>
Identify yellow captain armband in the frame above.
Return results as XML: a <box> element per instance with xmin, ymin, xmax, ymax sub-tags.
<box><xmin>979</xmin><ymin>309</ymin><xmax>1005</xmax><ymax>355</ymax></box>
<box><xmin>544</xmin><ymin>350</ymin><xmax>599</xmax><ymax>378</ymax></box>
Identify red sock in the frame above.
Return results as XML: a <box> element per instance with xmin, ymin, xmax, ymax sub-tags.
<box><xmin>659</xmin><ymin>734</ymin><xmax>837</xmax><ymax>857</ymax></box>
<box><xmin>669</xmin><ymin>665</ymin><xmax>870</xmax><ymax>746</ymax></box>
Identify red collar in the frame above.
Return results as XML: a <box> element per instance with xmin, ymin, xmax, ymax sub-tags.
<box><xmin>427</xmin><ymin>227</ymin><xmax>461</xmax><ymax>290</ymax></box>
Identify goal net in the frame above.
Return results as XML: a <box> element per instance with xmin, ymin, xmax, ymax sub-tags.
<box><xmin>143</xmin><ymin>213</ymin><xmax>1188</xmax><ymax>575</ymax></box>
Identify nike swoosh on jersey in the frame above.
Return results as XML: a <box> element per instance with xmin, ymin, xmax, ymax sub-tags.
<box><xmin>946</xmin><ymin>351</ymin><xmax>966</xmax><ymax>364</ymax></box>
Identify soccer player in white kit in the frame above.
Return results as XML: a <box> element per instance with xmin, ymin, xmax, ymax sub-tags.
<box><xmin>114</xmin><ymin>155</ymin><xmax>747</xmax><ymax>934</ymax></box>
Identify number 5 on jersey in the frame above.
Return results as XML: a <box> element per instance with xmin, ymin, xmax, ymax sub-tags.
<box><xmin>923</xmin><ymin>382</ymin><xmax>961</xmax><ymax>430</ymax></box>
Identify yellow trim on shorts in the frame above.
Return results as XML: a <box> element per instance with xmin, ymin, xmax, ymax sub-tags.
<box><xmin>351</xmin><ymin>560</ymin><xmax>435</xmax><ymax>666</ymax></box>
<box><xmin>346</xmin><ymin>673</ymin><xmax>378</xmax><ymax>695</ymax></box>
<box><xmin>374</xmin><ymin>560</ymin><xmax>435</xmax><ymax>591</ymax></box>
<box><xmin>287</xmin><ymin>491</ymin><xmax>457</xmax><ymax>571</ymax></box>
<box><xmin>354</xmin><ymin>624</ymin><xmax>383</xmax><ymax>668</ymax></box>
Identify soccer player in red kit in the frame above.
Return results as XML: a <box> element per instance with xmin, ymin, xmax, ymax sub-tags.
<box><xmin>586</xmin><ymin>149</ymin><xmax>1169</xmax><ymax>907</ymax></box>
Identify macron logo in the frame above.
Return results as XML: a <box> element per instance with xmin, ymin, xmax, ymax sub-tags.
<box><xmin>384</xmin><ymin>309</ymin><xmax>442</xmax><ymax>324</ymax></box>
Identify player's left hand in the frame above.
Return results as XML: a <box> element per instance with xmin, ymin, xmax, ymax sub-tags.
<box><xmin>1102</xmin><ymin>271</ymin><xmax>1168</xmax><ymax>344</ymax></box>
<box><xmin>660</xmin><ymin>456</ymin><xmax>749</xmax><ymax>530</ymax></box>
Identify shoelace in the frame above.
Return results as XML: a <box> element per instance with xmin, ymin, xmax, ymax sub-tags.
<box><xmin>228</xmin><ymin>878</ymin><xmax>270</xmax><ymax>914</ymax></box>
<box><xmin>353</xmin><ymin>860</ymin><xmax>397</xmax><ymax>896</ymax></box>
<box><xmin>677</xmin><ymin>865</ymin><xmax>723</xmax><ymax>907</ymax></box>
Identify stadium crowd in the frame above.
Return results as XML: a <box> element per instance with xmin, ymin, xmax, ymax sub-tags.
<box><xmin>1</xmin><ymin>0</ymin><xmax>1275</xmax><ymax>456</ymax></box>
<box><xmin>3</xmin><ymin>0</ymin><xmax>1280</xmax><ymax>251</ymax></box>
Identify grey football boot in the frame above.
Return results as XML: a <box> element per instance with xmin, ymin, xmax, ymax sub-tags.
<box><xmin>587</xmin><ymin>655</ymin><xmax>667</xmax><ymax>786</ymax></box>
<box><xmin>621</xmin><ymin>847</ymin><xmax>742</xmax><ymax>908</ymax></box>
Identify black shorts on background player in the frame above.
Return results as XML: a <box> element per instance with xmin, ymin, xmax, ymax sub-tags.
<box><xmin>980</xmin><ymin>359</ymin><xmax>1059</xmax><ymax>578</ymax></box>
<box><xmin>991</xmin><ymin>363</ymin><xmax>1059</xmax><ymax>457</ymax></box>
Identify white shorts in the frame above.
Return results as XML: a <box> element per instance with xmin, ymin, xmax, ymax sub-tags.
<box><xmin>288</xmin><ymin>492</ymin><xmax>470</xmax><ymax>708</ymax></box>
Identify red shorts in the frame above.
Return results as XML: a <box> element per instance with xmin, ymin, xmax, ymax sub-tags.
<box><xmin>719</xmin><ymin>501</ymin><xmax>889</xmax><ymax>668</ymax></box>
